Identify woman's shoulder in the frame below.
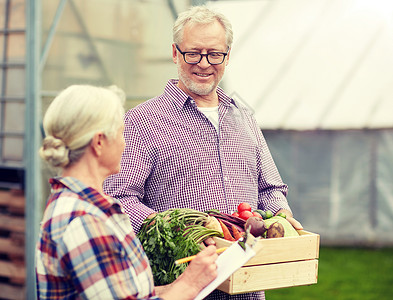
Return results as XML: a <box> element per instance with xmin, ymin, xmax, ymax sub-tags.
<box><xmin>40</xmin><ymin>188</ymin><xmax>108</xmax><ymax>241</ymax></box>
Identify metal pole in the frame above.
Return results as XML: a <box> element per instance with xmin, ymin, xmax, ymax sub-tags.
<box><xmin>369</xmin><ymin>130</ymin><xmax>378</xmax><ymax>229</ymax></box>
<box><xmin>39</xmin><ymin>0</ymin><xmax>68</xmax><ymax>72</ymax></box>
<box><xmin>25</xmin><ymin>0</ymin><xmax>42</xmax><ymax>298</ymax></box>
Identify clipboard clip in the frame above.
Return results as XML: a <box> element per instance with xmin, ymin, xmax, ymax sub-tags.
<box><xmin>238</xmin><ymin>225</ymin><xmax>260</xmax><ymax>251</ymax></box>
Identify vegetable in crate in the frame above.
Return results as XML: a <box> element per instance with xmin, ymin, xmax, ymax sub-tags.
<box><xmin>206</xmin><ymin>209</ymin><xmax>246</xmax><ymax>239</ymax></box>
<box><xmin>231</xmin><ymin>224</ymin><xmax>244</xmax><ymax>240</ymax></box>
<box><xmin>244</xmin><ymin>216</ymin><xmax>267</xmax><ymax>237</ymax></box>
<box><xmin>218</xmin><ymin>219</ymin><xmax>235</xmax><ymax>241</ymax></box>
<box><xmin>204</xmin><ymin>215</ymin><xmax>223</xmax><ymax>234</ymax></box>
<box><xmin>253</xmin><ymin>209</ymin><xmax>266</xmax><ymax>220</ymax></box>
<box><xmin>266</xmin><ymin>222</ymin><xmax>285</xmax><ymax>238</ymax></box>
<box><xmin>264</xmin><ymin>216</ymin><xmax>299</xmax><ymax>237</ymax></box>
<box><xmin>137</xmin><ymin>208</ymin><xmax>223</xmax><ymax>285</ymax></box>
<box><xmin>237</xmin><ymin>202</ymin><xmax>254</xmax><ymax>220</ymax></box>
<box><xmin>237</xmin><ymin>202</ymin><xmax>251</xmax><ymax>213</ymax></box>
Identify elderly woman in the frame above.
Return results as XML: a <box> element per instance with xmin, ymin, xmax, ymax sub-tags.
<box><xmin>36</xmin><ymin>85</ymin><xmax>218</xmax><ymax>299</ymax></box>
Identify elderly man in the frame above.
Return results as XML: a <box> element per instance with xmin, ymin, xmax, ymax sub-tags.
<box><xmin>104</xmin><ymin>6</ymin><xmax>302</xmax><ymax>300</ymax></box>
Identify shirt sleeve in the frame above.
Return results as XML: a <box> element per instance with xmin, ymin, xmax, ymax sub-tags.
<box><xmin>250</xmin><ymin>116</ymin><xmax>292</xmax><ymax>215</ymax></box>
<box><xmin>103</xmin><ymin>113</ymin><xmax>156</xmax><ymax>233</ymax></box>
<box><xmin>57</xmin><ymin>214</ymin><xmax>160</xmax><ymax>300</ymax></box>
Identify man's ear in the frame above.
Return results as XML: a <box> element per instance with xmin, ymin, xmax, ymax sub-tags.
<box><xmin>172</xmin><ymin>43</ymin><xmax>178</xmax><ymax>64</ymax></box>
<box><xmin>225</xmin><ymin>48</ymin><xmax>231</xmax><ymax>66</ymax></box>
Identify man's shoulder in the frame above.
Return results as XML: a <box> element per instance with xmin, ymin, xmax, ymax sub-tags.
<box><xmin>217</xmin><ymin>87</ymin><xmax>255</xmax><ymax>116</ymax></box>
<box><xmin>125</xmin><ymin>93</ymin><xmax>167</xmax><ymax>118</ymax></box>
<box><xmin>125</xmin><ymin>79</ymin><xmax>185</xmax><ymax>117</ymax></box>
<box><xmin>230</xmin><ymin>98</ymin><xmax>256</xmax><ymax>119</ymax></box>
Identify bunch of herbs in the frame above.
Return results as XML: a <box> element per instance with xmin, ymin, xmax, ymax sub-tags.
<box><xmin>137</xmin><ymin>208</ymin><xmax>222</xmax><ymax>285</ymax></box>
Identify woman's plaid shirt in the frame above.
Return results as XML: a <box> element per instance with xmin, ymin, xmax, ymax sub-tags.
<box><xmin>36</xmin><ymin>177</ymin><xmax>160</xmax><ymax>299</ymax></box>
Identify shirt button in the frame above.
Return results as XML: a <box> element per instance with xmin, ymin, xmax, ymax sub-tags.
<box><xmin>223</xmin><ymin>176</ymin><xmax>229</xmax><ymax>181</ymax></box>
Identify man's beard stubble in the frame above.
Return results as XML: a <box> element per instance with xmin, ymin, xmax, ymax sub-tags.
<box><xmin>178</xmin><ymin>67</ymin><xmax>217</xmax><ymax>96</ymax></box>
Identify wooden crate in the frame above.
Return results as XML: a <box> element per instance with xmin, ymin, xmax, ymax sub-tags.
<box><xmin>213</xmin><ymin>230</ymin><xmax>320</xmax><ymax>295</ymax></box>
<box><xmin>0</xmin><ymin>189</ymin><xmax>26</xmax><ymax>299</ymax></box>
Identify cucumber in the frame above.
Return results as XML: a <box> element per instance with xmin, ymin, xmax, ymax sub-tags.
<box><xmin>253</xmin><ymin>209</ymin><xmax>267</xmax><ymax>220</ymax></box>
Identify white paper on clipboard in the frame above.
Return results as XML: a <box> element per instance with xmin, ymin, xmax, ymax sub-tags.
<box><xmin>194</xmin><ymin>241</ymin><xmax>256</xmax><ymax>300</ymax></box>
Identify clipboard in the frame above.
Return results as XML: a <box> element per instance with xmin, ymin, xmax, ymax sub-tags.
<box><xmin>194</xmin><ymin>239</ymin><xmax>256</xmax><ymax>300</ymax></box>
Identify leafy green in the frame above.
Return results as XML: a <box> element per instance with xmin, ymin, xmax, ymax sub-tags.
<box><xmin>137</xmin><ymin>208</ymin><xmax>223</xmax><ymax>285</ymax></box>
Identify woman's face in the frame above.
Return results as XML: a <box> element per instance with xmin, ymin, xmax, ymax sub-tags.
<box><xmin>103</xmin><ymin>124</ymin><xmax>125</xmax><ymax>176</ymax></box>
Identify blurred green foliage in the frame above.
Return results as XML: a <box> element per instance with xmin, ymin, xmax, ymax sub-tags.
<box><xmin>267</xmin><ymin>247</ymin><xmax>393</xmax><ymax>300</ymax></box>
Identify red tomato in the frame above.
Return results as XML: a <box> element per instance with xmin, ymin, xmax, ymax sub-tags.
<box><xmin>252</xmin><ymin>211</ymin><xmax>263</xmax><ymax>219</ymax></box>
<box><xmin>237</xmin><ymin>202</ymin><xmax>252</xmax><ymax>213</ymax></box>
<box><xmin>232</xmin><ymin>212</ymin><xmax>239</xmax><ymax>217</ymax></box>
<box><xmin>239</xmin><ymin>210</ymin><xmax>253</xmax><ymax>220</ymax></box>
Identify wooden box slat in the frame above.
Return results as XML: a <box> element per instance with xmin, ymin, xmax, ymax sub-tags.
<box><xmin>219</xmin><ymin>259</ymin><xmax>318</xmax><ymax>294</ymax></box>
<box><xmin>0</xmin><ymin>260</ymin><xmax>25</xmax><ymax>283</ymax></box>
<box><xmin>0</xmin><ymin>215</ymin><xmax>25</xmax><ymax>233</ymax></box>
<box><xmin>0</xmin><ymin>189</ymin><xmax>26</xmax><ymax>291</ymax></box>
<box><xmin>213</xmin><ymin>230</ymin><xmax>320</xmax><ymax>294</ymax></box>
<box><xmin>0</xmin><ymin>237</ymin><xmax>24</xmax><ymax>257</ymax></box>
<box><xmin>0</xmin><ymin>189</ymin><xmax>25</xmax><ymax>215</ymax></box>
<box><xmin>215</xmin><ymin>230</ymin><xmax>320</xmax><ymax>266</ymax></box>
<box><xmin>0</xmin><ymin>283</ymin><xmax>26</xmax><ymax>300</ymax></box>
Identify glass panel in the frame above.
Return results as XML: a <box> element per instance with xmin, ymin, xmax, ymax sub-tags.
<box><xmin>8</xmin><ymin>0</ymin><xmax>25</xmax><ymax>29</ymax></box>
<box><xmin>2</xmin><ymin>136</ymin><xmax>23</xmax><ymax>161</ymax></box>
<box><xmin>41</xmin><ymin>95</ymin><xmax>55</xmax><ymax>119</ymax></box>
<box><xmin>0</xmin><ymin>0</ymin><xmax>6</xmax><ymax>28</ymax></box>
<box><xmin>4</xmin><ymin>101</ymin><xmax>25</xmax><ymax>132</ymax></box>
<box><xmin>7</xmin><ymin>32</ymin><xmax>25</xmax><ymax>62</ymax></box>
<box><xmin>5</xmin><ymin>67</ymin><xmax>24</xmax><ymax>96</ymax></box>
<box><xmin>42</xmin><ymin>0</ymin><xmax>190</xmax><ymax>108</ymax></box>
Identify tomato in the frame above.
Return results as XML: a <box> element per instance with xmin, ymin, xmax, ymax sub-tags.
<box><xmin>252</xmin><ymin>211</ymin><xmax>263</xmax><ymax>219</ymax></box>
<box><xmin>232</xmin><ymin>211</ymin><xmax>239</xmax><ymax>217</ymax></box>
<box><xmin>239</xmin><ymin>210</ymin><xmax>253</xmax><ymax>220</ymax></box>
<box><xmin>237</xmin><ymin>202</ymin><xmax>252</xmax><ymax>213</ymax></box>
<box><xmin>253</xmin><ymin>209</ymin><xmax>267</xmax><ymax>219</ymax></box>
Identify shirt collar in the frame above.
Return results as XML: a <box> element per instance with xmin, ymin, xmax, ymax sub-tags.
<box><xmin>165</xmin><ymin>79</ymin><xmax>237</xmax><ymax>109</ymax></box>
<box><xmin>50</xmin><ymin>176</ymin><xmax>120</xmax><ymax>212</ymax></box>
<box><xmin>165</xmin><ymin>79</ymin><xmax>190</xmax><ymax>109</ymax></box>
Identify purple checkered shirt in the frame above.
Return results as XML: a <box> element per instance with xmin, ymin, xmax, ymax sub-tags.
<box><xmin>104</xmin><ymin>79</ymin><xmax>291</xmax><ymax>300</ymax></box>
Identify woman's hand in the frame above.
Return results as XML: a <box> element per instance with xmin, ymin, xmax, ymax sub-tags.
<box><xmin>202</xmin><ymin>237</ymin><xmax>216</xmax><ymax>248</ymax></box>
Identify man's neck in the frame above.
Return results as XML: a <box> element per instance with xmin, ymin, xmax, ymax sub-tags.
<box><xmin>176</xmin><ymin>79</ymin><xmax>219</xmax><ymax>107</ymax></box>
<box><xmin>193</xmin><ymin>95</ymin><xmax>219</xmax><ymax>107</ymax></box>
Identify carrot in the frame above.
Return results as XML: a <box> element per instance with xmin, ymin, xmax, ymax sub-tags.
<box><xmin>231</xmin><ymin>224</ymin><xmax>243</xmax><ymax>240</ymax></box>
<box><xmin>219</xmin><ymin>219</ymin><xmax>235</xmax><ymax>241</ymax></box>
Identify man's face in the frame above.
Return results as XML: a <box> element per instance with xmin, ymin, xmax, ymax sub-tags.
<box><xmin>172</xmin><ymin>20</ymin><xmax>230</xmax><ymax>98</ymax></box>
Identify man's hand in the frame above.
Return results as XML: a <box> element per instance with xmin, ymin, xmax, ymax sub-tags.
<box><xmin>276</xmin><ymin>209</ymin><xmax>303</xmax><ymax>230</ymax></box>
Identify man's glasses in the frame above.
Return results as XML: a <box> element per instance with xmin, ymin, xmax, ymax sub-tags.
<box><xmin>175</xmin><ymin>44</ymin><xmax>228</xmax><ymax>65</ymax></box>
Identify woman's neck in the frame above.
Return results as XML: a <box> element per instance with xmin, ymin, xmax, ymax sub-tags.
<box><xmin>61</xmin><ymin>160</ymin><xmax>105</xmax><ymax>193</ymax></box>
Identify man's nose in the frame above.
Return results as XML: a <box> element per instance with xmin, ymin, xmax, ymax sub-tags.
<box><xmin>198</xmin><ymin>54</ymin><xmax>211</xmax><ymax>68</ymax></box>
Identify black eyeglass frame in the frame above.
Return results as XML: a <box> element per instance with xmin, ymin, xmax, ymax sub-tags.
<box><xmin>175</xmin><ymin>44</ymin><xmax>229</xmax><ymax>65</ymax></box>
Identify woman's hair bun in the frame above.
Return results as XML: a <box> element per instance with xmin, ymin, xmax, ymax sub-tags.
<box><xmin>39</xmin><ymin>136</ymin><xmax>70</xmax><ymax>168</ymax></box>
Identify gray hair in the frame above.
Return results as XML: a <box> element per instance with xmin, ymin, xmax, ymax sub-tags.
<box><xmin>173</xmin><ymin>6</ymin><xmax>233</xmax><ymax>48</ymax></box>
<box><xmin>39</xmin><ymin>85</ymin><xmax>125</xmax><ymax>170</ymax></box>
